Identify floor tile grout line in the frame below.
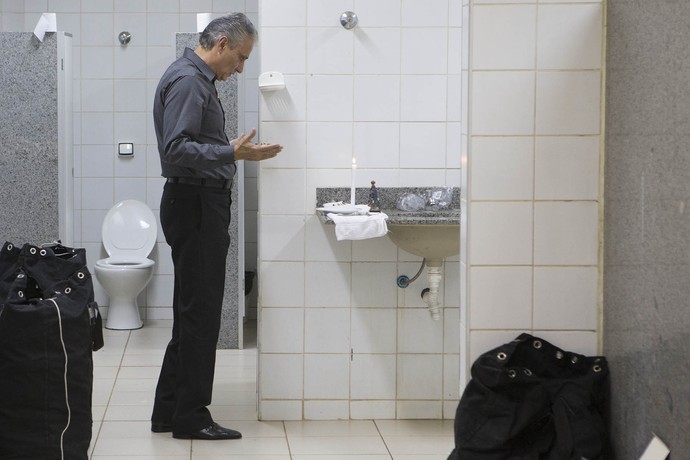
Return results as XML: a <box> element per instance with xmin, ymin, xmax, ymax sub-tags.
<box><xmin>373</xmin><ymin>419</ymin><xmax>395</xmax><ymax>460</ymax></box>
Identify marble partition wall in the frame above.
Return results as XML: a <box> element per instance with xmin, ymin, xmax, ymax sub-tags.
<box><xmin>176</xmin><ymin>34</ymin><xmax>242</xmax><ymax>349</ymax></box>
<box><xmin>0</xmin><ymin>32</ymin><xmax>66</xmax><ymax>246</ymax></box>
<box><xmin>605</xmin><ymin>1</ymin><xmax>690</xmax><ymax>456</ymax></box>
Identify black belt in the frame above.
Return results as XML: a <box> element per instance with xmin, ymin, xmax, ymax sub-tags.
<box><xmin>166</xmin><ymin>177</ymin><xmax>232</xmax><ymax>189</ymax></box>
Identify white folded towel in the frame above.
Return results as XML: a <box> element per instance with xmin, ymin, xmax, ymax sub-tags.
<box><xmin>327</xmin><ymin>212</ymin><xmax>389</xmax><ymax>241</ymax></box>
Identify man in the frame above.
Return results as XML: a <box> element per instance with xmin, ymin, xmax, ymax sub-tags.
<box><xmin>151</xmin><ymin>13</ymin><xmax>282</xmax><ymax>441</ymax></box>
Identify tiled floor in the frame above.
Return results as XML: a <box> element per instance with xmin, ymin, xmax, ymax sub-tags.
<box><xmin>90</xmin><ymin>319</ymin><xmax>455</xmax><ymax>459</ymax></box>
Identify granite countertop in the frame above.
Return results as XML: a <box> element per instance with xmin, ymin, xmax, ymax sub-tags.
<box><xmin>316</xmin><ymin>187</ymin><xmax>460</xmax><ymax>225</ymax></box>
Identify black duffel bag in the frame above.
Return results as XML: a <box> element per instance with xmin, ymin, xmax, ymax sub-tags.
<box><xmin>448</xmin><ymin>333</ymin><xmax>610</xmax><ymax>460</ymax></box>
<box><xmin>0</xmin><ymin>242</ymin><xmax>103</xmax><ymax>460</ymax></box>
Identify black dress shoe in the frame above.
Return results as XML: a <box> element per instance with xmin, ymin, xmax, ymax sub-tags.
<box><xmin>173</xmin><ymin>422</ymin><xmax>242</xmax><ymax>440</ymax></box>
<box><xmin>151</xmin><ymin>422</ymin><xmax>173</xmax><ymax>433</ymax></box>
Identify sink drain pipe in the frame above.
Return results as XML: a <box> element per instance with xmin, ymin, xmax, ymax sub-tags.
<box><xmin>396</xmin><ymin>259</ymin><xmax>426</xmax><ymax>288</ymax></box>
<box><xmin>421</xmin><ymin>266</ymin><xmax>442</xmax><ymax>321</ymax></box>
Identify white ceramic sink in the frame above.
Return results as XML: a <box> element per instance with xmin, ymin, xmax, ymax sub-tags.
<box><xmin>386</xmin><ymin>223</ymin><xmax>459</xmax><ymax>267</ymax></box>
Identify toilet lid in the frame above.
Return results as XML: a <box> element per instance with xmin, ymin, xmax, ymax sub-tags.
<box><xmin>102</xmin><ymin>200</ymin><xmax>157</xmax><ymax>258</ymax></box>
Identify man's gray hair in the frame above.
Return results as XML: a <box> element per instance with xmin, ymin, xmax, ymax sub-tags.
<box><xmin>199</xmin><ymin>13</ymin><xmax>258</xmax><ymax>49</ymax></box>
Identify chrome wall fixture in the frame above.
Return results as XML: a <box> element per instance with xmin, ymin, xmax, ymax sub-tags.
<box><xmin>118</xmin><ymin>31</ymin><xmax>131</xmax><ymax>46</ymax></box>
<box><xmin>340</xmin><ymin>11</ymin><xmax>358</xmax><ymax>30</ymax></box>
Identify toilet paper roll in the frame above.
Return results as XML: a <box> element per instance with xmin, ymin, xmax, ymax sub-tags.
<box><xmin>197</xmin><ymin>13</ymin><xmax>212</xmax><ymax>32</ymax></box>
<box><xmin>33</xmin><ymin>13</ymin><xmax>57</xmax><ymax>42</ymax></box>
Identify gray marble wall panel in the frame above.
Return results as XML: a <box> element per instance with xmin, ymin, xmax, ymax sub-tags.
<box><xmin>605</xmin><ymin>2</ymin><xmax>690</xmax><ymax>456</ymax></box>
<box><xmin>0</xmin><ymin>32</ymin><xmax>59</xmax><ymax>245</ymax></box>
<box><xmin>176</xmin><ymin>34</ymin><xmax>241</xmax><ymax>349</ymax></box>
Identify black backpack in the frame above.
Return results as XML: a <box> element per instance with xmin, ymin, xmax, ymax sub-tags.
<box><xmin>448</xmin><ymin>333</ymin><xmax>610</xmax><ymax>460</ymax></box>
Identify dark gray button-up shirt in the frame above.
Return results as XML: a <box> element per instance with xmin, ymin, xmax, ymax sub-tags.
<box><xmin>154</xmin><ymin>47</ymin><xmax>236</xmax><ymax>180</ymax></box>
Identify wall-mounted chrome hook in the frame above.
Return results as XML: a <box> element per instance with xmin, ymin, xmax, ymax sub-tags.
<box><xmin>340</xmin><ymin>11</ymin><xmax>358</xmax><ymax>30</ymax></box>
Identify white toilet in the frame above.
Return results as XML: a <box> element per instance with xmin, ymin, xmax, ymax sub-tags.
<box><xmin>94</xmin><ymin>200</ymin><xmax>157</xmax><ymax>330</ymax></box>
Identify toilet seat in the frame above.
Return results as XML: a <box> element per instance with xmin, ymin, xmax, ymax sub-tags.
<box><xmin>96</xmin><ymin>256</ymin><xmax>155</xmax><ymax>270</ymax></box>
<box><xmin>101</xmin><ymin>200</ymin><xmax>157</xmax><ymax>260</ymax></box>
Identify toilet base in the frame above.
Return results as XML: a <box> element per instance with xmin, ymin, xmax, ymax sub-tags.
<box><xmin>105</xmin><ymin>298</ymin><xmax>144</xmax><ymax>330</ymax></box>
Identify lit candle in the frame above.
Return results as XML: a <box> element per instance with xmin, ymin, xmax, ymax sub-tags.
<box><xmin>350</xmin><ymin>157</ymin><xmax>357</xmax><ymax>205</ymax></box>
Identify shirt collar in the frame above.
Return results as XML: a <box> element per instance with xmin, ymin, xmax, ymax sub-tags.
<box><xmin>183</xmin><ymin>47</ymin><xmax>216</xmax><ymax>83</ymax></box>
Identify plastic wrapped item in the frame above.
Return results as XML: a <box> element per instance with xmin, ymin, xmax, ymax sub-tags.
<box><xmin>396</xmin><ymin>193</ymin><xmax>426</xmax><ymax>212</ymax></box>
<box><xmin>425</xmin><ymin>187</ymin><xmax>453</xmax><ymax>211</ymax></box>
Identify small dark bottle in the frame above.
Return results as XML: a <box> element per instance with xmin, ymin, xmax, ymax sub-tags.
<box><xmin>368</xmin><ymin>180</ymin><xmax>381</xmax><ymax>212</ymax></box>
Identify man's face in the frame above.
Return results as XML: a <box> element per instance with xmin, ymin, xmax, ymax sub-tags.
<box><xmin>215</xmin><ymin>37</ymin><xmax>254</xmax><ymax>81</ymax></box>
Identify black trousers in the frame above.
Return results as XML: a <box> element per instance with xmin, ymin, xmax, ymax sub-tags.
<box><xmin>152</xmin><ymin>182</ymin><xmax>231</xmax><ymax>432</ymax></box>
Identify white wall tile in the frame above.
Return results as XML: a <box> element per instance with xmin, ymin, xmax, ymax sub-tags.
<box><xmin>402</xmin><ymin>0</ymin><xmax>449</xmax><ymax>27</ymax></box>
<box><xmin>448</xmin><ymin>27</ymin><xmax>462</xmax><ymax>75</ymax></box>
<box><xmin>537</xmin><ymin>4</ymin><xmax>602</xmax><ymax>70</ymax></box>
<box><xmin>469</xmin><ymin>266</ymin><xmax>533</xmax><ymax>329</ymax></box>
<box><xmin>350</xmin><ymin>400</ymin><xmax>396</xmax><ymax>420</ymax></box>
<box><xmin>469</xmin><ymin>202</ymin><xmax>533</xmax><ymax>265</ymax></box>
<box><xmin>261</xmin><ymin>0</ymin><xmax>305</xmax><ymax>27</ymax></box>
<box><xmin>447</xmin><ymin>74</ymin><xmax>462</xmax><ymax>122</ymax></box>
<box><xmin>469</xmin><ymin>330</ymin><xmax>526</xmax><ymax>366</ymax></box>
<box><xmin>81</xmin><ymin>47</ymin><xmax>114</xmax><ymax>79</ymax></box>
<box><xmin>443</xmin><ymin>354</ymin><xmax>460</xmax><ymax>399</ymax></box>
<box><xmin>260</xmin><ymin>400</ymin><xmax>302</xmax><ymax>421</ymax></box>
<box><xmin>82</xmin><ymin>145</ymin><xmax>114</xmax><ymax>178</ymax></box>
<box><xmin>398</xmin><ymin>309</ymin><xmax>444</xmax><ymax>354</ymax></box>
<box><xmin>82</xmin><ymin>113</ymin><xmax>114</xmax><ymax>144</ymax></box>
<box><xmin>353</xmin><ymin>123</ymin><xmax>400</xmax><ymax>169</ymax></box>
<box><xmin>352</xmin><ymin>236</ymin><xmax>398</xmax><ymax>262</ymax></box>
<box><xmin>534</xmin><ymin>331</ymin><xmax>598</xmax><ymax>358</ymax></box>
<box><xmin>114</xmin><ymin>177</ymin><xmax>146</xmax><ymax>203</ymax></box>
<box><xmin>351</xmin><ymin>309</ymin><xmax>397</xmax><ymax>354</ymax></box>
<box><xmin>179</xmin><ymin>0</ymin><xmax>211</xmax><ymax>13</ymax></box>
<box><xmin>145</xmin><ymin>274</ymin><xmax>173</xmax><ymax>307</ymax></box>
<box><xmin>397</xmin><ymin>401</ymin><xmax>442</xmax><ymax>419</ymax></box>
<box><xmin>260</xmin><ymin>354</ymin><xmax>304</xmax><ymax>399</ymax></box>
<box><xmin>304</xmin><ymin>354</ymin><xmax>350</xmax><ymax>398</ymax></box>
<box><xmin>259</xmin><ymin>75</ymin><xmax>307</xmax><ymax>122</ymax></box>
<box><xmin>259</xmin><ymin>122</ymin><xmax>306</xmax><ymax>168</ymax></box>
<box><xmin>470</xmin><ymin>136</ymin><xmax>533</xmax><ymax>200</ymax></box>
<box><xmin>444</xmin><ymin>307</ymin><xmax>460</xmax><ymax>354</ymax></box>
<box><xmin>260</xmin><ymin>261</ymin><xmax>305</xmax><ymax>307</ymax></box>
<box><xmin>307</xmin><ymin>75</ymin><xmax>353</xmax><ymax>122</ymax></box>
<box><xmin>400</xmin><ymin>75</ymin><xmax>447</xmax><ymax>122</ymax></box>
<box><xmin>401</xmin><ymin>28</ymin><xmax>448</xmax><ymax>74</ymax></box>
<box><xmin>305</xmin><ymin>215</ymin><xmax>352</xmax><ymax>262</ymax></box>
<box><xmin>260</xmin><ymin>215</ymin><xmax>306</xmax><ymax>261</ymax></box>
<box><xmin>397</xmin><ymin>354</ymin><xmax>443</xmax><ymax>399</ymax></box>
<box><xmin>82</xmin><ymin>178</ymin><xmax>114</xmax><ymax>210</ymax></box>
<box><xmin>259</xmin><ymin>168</ymin><xmax>306</xmax><ymax>214</ymax></box>
<box><xmin>355</xmin><ymin>0</ymin><xmax>401</xmax><ymax>27</ymax></box>
<box><xmin>260</xmin><ymin>28</ymin><xmax>306</xmax><ymax>74</ymax></box>
<box><xmin>114</xmin><ymin>0</ymin><xmax>145</xmax><ymax>12</ymax></box>
<box><xmin>471</xmin><ymin>71</ymin><xmax>535</xmax><ymax>135</ymax></box>
<box><xmin>304</xmin><ymin>262</ymin><xmax>351</xmax><ymax>308</ymax></box>
<box><xmin>472</xmin><ymin>5</ymin><xmax>536</xmax><ymax>70</ymax></box>
<box><xmin>115</xmin><ymin>46</ymin><xmax>147</xmax><ymax>79</ymax></box>
<box><xmin>306</xmin><ymin>0</ymin><xmax>352</xmax><ymax>27</ymax></box>
<box><xmin>81</xmin><ymin>13</ymin><xmax>113</xmax><ymax>46</ymax></box>
<box><xmin>533</xmin><ymin>267</ymin><xmax>598</xmax><ymax>330</ymax></box>
<box><xmin>399</xmin><ymin>169</ymin><xmax>448</xmax><ymax>187</ymax></box>
<box><xmin>113</xmin><ymin>13</ymin><xmax>147</xmax><ymax>48</ymax></box>
<box><xmin>351</xmin><ymin>354</ymin><xmax>396</xmax><ymax>399</ymax></box>
<box><xmin>260</xmin><ymin>308</ymin><xmax>304</xmax><ymax>353</ymax></box>
<box><xmin>113</xmin><ymin>79</ymin><xmax>147</xmax><ymax>112</ymax></box>
<box><xmin>399</xmin><ymin>123</ymin><xmax>446</xmax><ymax>169</ymax></box>
<box><xmin>307</xmin><ymin>27</ymin><xmax>353</xmax><ymax>74</ymax></box>
<box><xmin>304</xmin><ymin>308</ymin><xmax>350</xmax><ymax>353</ymax></box>
<box><xmin>145</xmin><ymin>14</ymin><xmax>177</xmax><ymax>46</ymax></box>
<box><xmin>351</xmin><ymin>262</ymin><xmax>398</xmax><ymax>308</ymax></box>
<box><xmin>535</xmin><ymin>71</ymin><xmax>601</xmax><ymax>135</ymax></box>
<box><xmin>534</xmin><ymin>201</ymin><xmax>598</xmax><ymax>265</ymax></box>
<box><xmin>306</xmin><ymin>122</ymin><xmax>353</xmax><ymax>169</ymax></box>
<box><xmin>114</xmin><ymin>111</ymin><xmax>147</xmax><ymax>146</ymax></box>
<box><xmin>447</xmin><ymin>124</ymin><xmax>462</xmax><ymax>169</ymax></box>
<box><xmin>81</xmin><ymin>210</ymin><xmax>108</xmax><ymax>243</ymax></box>
<box><xmin>354</xmin><ymin>28</ymin><xmax>401</xmax><ymax>74</ymax></box>
<box><xmin>353</xmin><ymin>75</ymin><xmax>400</xmax><ymax>122</ymax></box>
<box><xmin>304</xmin><ymin>400</ymin><xmax>349</xmax><ymax>420</ymax></box>
<box><xmin>535</xmin><ymin>136</ymin><xmax>600</xmax><ymax>200</ymax></box>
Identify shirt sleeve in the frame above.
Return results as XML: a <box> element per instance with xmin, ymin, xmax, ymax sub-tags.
<box><xmin>160</xmin><ymin>75</ymin><xmax>235</xmax><ymax>169</ymax></box>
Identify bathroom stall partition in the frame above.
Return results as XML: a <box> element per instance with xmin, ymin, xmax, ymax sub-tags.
<box><xmin>176</xmin><ymin>34</ymin><xmax>244</xmax><ymax>349</ymax></box>
<box><xmin>0</xmin><ymin>32</ymin><xmax>73</xmax><ymax>246</ymax></box>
